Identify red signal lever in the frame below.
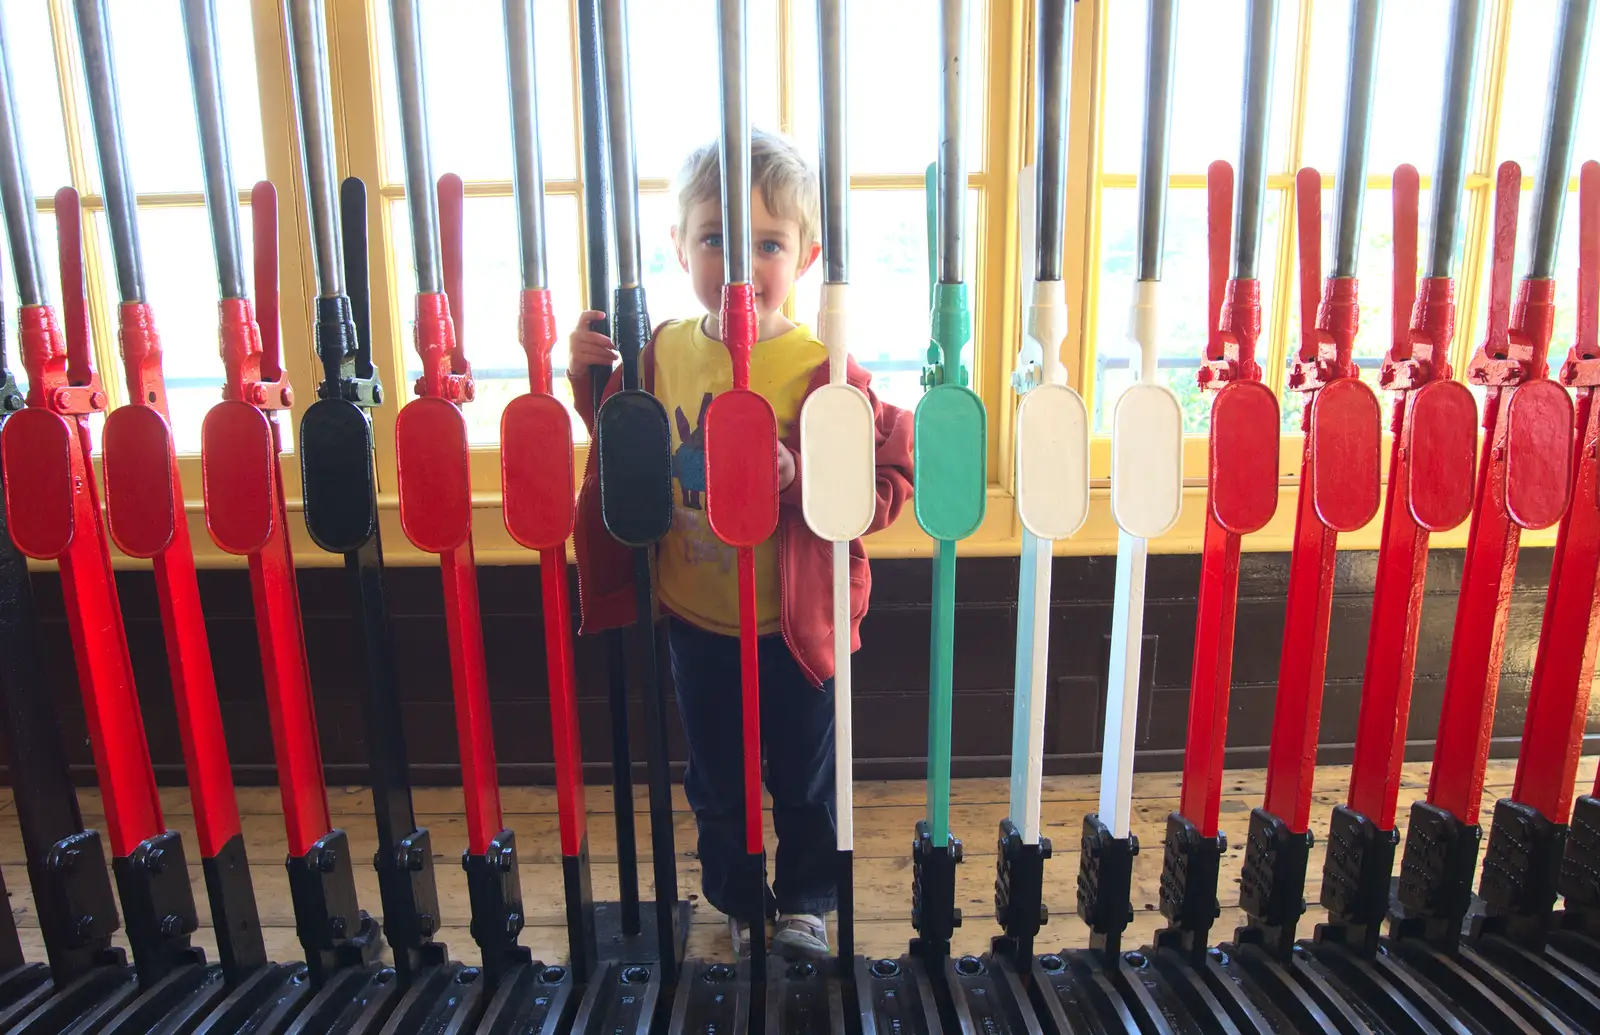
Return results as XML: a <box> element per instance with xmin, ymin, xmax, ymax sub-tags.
<box><xmin>0</xmin><ymin>188</ymin><xmax>199</xmax><ymax>983</ymax></box>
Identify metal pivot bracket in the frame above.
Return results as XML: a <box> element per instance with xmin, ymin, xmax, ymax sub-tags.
<box><xmin>1474</xmin><ymin>800</ymin><xmax>1566</xmax><ymax>945</ymax></box>
<box><xmin>376</xmin><ymin>828</ymin><xmax>447</xmax><ymax>975</ymax></box>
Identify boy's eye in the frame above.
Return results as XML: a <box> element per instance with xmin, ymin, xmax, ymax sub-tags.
<box><xmin>701</xmin><ymin>234</ymin><xmax>723</xmax><ymax>249</ymax></box>
<box><xmin>758</xmin><ymin>240</ymin><xmax>784</xmax><ymax>255</ymax></box>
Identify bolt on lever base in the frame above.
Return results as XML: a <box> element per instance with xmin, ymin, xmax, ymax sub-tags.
<box><xmin>376</xmin><ymin>827</ymin><xmax>449</xmax><ymax>980</ymax></box>
<box><xmin>36</xmin><ymin>830</ymin><xmax>122</xmax><ymax>981</ymax></box>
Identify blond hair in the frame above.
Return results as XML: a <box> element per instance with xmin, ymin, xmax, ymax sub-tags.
<box><xmin>675</xmin><ymin>129</ymin><xmax>820</xmax><ymax>260</ymax></box>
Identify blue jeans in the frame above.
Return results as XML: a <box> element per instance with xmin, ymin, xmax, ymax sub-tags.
<box><xmin>668</xmin><ymin>618</ymin><xmax>838</xmax><ymax>918</ymax></box>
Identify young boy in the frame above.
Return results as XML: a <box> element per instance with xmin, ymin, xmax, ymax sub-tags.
<box><xmin>568</xmin><ymin>130</ymin><xmax>914</xmax><ymax>959</ymax></box>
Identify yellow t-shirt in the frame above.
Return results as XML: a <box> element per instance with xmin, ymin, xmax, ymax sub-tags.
<box><xmin>654</xmin><ymin>318</ymin><xmax>828</xmax><ymax>636</ymax></box>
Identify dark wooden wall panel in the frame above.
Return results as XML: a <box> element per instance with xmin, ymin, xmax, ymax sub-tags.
<box><xmin>4</xmin><ymin>546</ymin><xmax>1595</xmax><ymax>787</ymax></box>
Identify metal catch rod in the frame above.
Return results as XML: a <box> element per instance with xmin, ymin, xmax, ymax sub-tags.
<box><xmin>1425</xmin><ymin>0</ymin><xmax>1483</xmax><ymax>280</ymax></box>
<box><xmin>1232</xmin><ymin>0</ymin><xmax>1276</xmax><ymax>280</ymax></box>
<box><xmin>0</xmin><ymin>15</ymin><xmax>43</xmax><ymax>309</ymax></box>
<box><xmin>600</xmin><ymin>0</ymin><xmax>642</xmax><ymax>291</ymax></box>
<box><xmin>505</xmin><ymin>0</ymin><xmax>547</xmax><ymax>291</ymax></box>
<box><xmin>70</xmin><ymin>0</ymin><xmax>144</xmax><ymax>302</ymax></box>
<box><xmin>1527</xmin><ymin>0</ymin><xmax>1595</xmax><ymax>280</ymax></box>
<box><xmin>937</xmin><ymin>0</ymin><xmax>967</xmax><ymax>284</ymax></box>
<box><xmin>284</xmin><ymin>0</ymin><xmax>344</xmax><ymax>298</ymax></box>
<box><xmin>391</xmin><ymin>0</ymin><xmax>443</xmax><ymax>294</ymax></box>
<box><xmin>182</xmin><ymin>0</ymin><xmax>246</xmax><ymax>300</ymax></box>
<box><xmin>1330</xmin><ymin>0</ymin><xmax>1381</xmax><ymax>280</ymax></box>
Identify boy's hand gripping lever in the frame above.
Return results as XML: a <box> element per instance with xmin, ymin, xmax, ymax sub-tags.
<box><xmin>72</xmin><ymin>0</ymin><xmax>269</xmax><ymax>1009</ymax></box>
<box><xmin>284</xmin><ymin>0</ymin><xmax>447</xmax><ymax>1014</ymax></box>
<box><xmin>0</xmin><ymin>16</ymin><xmax>132</xmax><ymax>1025</ymax></box>
<box><xmin>389</xmin><ymin>0</ymin><xmax>526</xmax><ymax>1004</ymax></box>
<box><xmin>1079</xmin><ymin>0</ymin><xmax>1181</xmax><ymax>963</ymax></box>
<box><xmin>1476</xmin><ymin>1</ymin><xmax>1600</xmax><ymax>953</ymax></box>
<box><xmin>1395</xmin><ymin>0</ymin><xmax>1588</xmax><ymax>956</ymax></box>
<box><xmin>1000</xmin><ymin>0</ymin><xmax>1088</xmax><ymax>972</ymax></box>
<box><xmin>185</xmin><ymin>0</ymin><xmax>380</xmax><ymax>1009</ymax></box>
<box><xmin>1160</xmin><ymin>0</ymin><xmax>1280</xmax><ymax>959</ymax></box>
<box><xmin>0</xmin><ymin>168</ymin><xmax>198</xmax><ymax>1017</ymax></box>
<box><xmin>592</xmin><ymin>0</ymin><xmax>686</xmax><ymax>984</ymax></box>
<box><xmin>492</xmin><ymin>1</ymin><xmax>594</xmax><ymax>1019</ymax></box>
<box><xmin>1319</xmin><ymin>0</ymin><xmax>1482</xmax><ymax>959</ymax></box>
<box><xmin>1240</xmin><ymin>0</ymin><xmax>1384</xmax><ymax>962</ymax></box>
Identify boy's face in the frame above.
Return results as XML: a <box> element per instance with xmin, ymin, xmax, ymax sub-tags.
<box><xmin>673</xmin><ymin>189</ymin><xmax>820</xmax><ymax>332</ymax></box>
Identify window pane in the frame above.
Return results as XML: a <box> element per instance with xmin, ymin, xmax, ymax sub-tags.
<box><xmin>1093</xmin><ymin>186</ymin><xmax>1275</xmax><ymax>433</ymax></box>
<box><xmin>0</xmin><ymin>1</ymin><xmax>72</xmax><ymax>194</ymax></box>
<box><xmin>96</xmin><ymin>206</ymin><xmax>252</xmax><ymax>452</ymax></box>
<box><xmin>1497</xmin><ymin>0</ymin><xmax>1600</xmax><ymax>178</ymax></box>
<box><xmin>790</xmin><ymin>188</ymin><xmax>980</xmax><ymax>413</ymax></box>
<box><xmin>94</xmin><ymin>0</ymin><xmax>264</xmax><ymax>194</ymax></box>
<box><xmin>627</xmin><ymin>0</ymin><xmax>780</xmax><ymax>181</ymax></box>
<box><xmin>375</xmin><ymin>0</ymin><xmax>576</xmax><ymax>184</ymax></box>
<box><xmin>790</xmin><ymin>0</ymin><xmax>987</xmax><ymax>175</ymax></box>
<box><xmin>1303</xmin><ymin>1</ymin><xmax>1482</xmax><ymax>181</ymax></box>
<box><xmin>393</xmin><ymin>194</ymin><xmax>585</xmax><ymax>445</ymax></box>
<box><xmin>1101</xmin><ymin>0</ymin><xmax>1297</xmax><ymax>177</ymax></box>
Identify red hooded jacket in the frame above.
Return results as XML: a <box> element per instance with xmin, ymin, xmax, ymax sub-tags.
<box><xmin>570</xmin><ymin>332</ymin><xmax>915</xmax><ymax>687</ymax></box>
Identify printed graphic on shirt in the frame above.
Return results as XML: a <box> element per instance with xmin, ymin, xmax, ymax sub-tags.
<box><xmin>672</xmin><ymin>393</ymin><xmax>712</xmax><ymax>511</ymax></box>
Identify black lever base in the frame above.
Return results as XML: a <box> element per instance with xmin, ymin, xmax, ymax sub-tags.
<box><xmin>669</xmin><ymin>961</ymin><xmax>750</xmax><ymax>1035</ymax></box>
<box><xmin>993</xmin><ymin>819</ymin><xmax>1050</xmax><ymax>964</ymax></box>
<box><xmin>910</xmin><ymin>822</ymin><xmax>962</xmax><ymax>965</ymax></box>
<box><xmin>287</xmin><ymin>829</ymin><xmax>384</xmax><ymax>984</ymax></box>
<box><xmin>566</xmin><ymin>960</ymin><xmax>662</xmax><ymax>1035</ymax></box>
<box><xmin>1076</xmin><ymin>814</ymin><xmax>1137</xmax><ymax>956</ymax></box>
<box><xmin>201</xmin><ymin>832</ymin><xmax>268</xmax><ymax>978</ymax></box>
<box><xmin>1236</xmin><ymin>807</ymin><xmax>1313</xmax><ymax>959</ymax></box>
<box><xmin>35</xmin><ymin>830</ymin><xmax>122</xmax><ymax>984</ymax></box>
<box><xmin>1317</xmin><ymin>804</ymin><xmax>1399</xmax><ymax>957</ymax></box>
<box><xmin>1392</xmin><ymin>801</ymin><xmax>1481</xmax><ymax>951</ymax></box>
<box><xmin>1474</xmin><ymin>798</ymin><xmax>1566</xmax><ymax>946</ymax></box>
<box><xmin>112</xmin><ymin>830</ymin><xmax>204</xmax><ymax>987</ymax></box>
<box><xmin>464</xmin><ymin>829</ymin><xmax>533</xmax><ymax>987</ymax></box>
<box><xmin>1155</xmin><ymin>812</ymin><xmax>1225</xmax><ymax>962</ymax></box>
<box><xmin>375</xmin><ymin>827</ymin><xmax>449</xmax><ymax>982</ymax></box>
<box><xmin>854</xmin><ymin>955</ymin><xmax>943</xmax><ymax>1035</ymax></box>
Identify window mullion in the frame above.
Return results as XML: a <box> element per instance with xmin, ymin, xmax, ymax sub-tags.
<box><xmin>1453</xmin><ymin>0</ymin><xmax>1514</xmax><ymax>375</ymax></box>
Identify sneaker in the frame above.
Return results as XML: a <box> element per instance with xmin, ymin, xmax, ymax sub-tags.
<box><xmin>771</xmin><ymin>913</ymin><xmax>829</xmax><ymax>959</ymax></box>
<box><xmin>728</xmin><ymin>916</ymin><xmax>754</xmax><ymax>960</ymax></box>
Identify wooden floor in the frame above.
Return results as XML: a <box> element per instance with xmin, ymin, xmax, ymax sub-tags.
<box><xmin>5</xmin><ymin>757</ymin><xmax>1594</xmax><ymax>966</ymax></box>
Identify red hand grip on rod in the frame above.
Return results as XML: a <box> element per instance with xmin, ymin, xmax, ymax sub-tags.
<box><xmin>705</xmin><ymin>282</ymin><xmax>778</xmax><ymax>854</ymax></box>
<box><xmin>395</xmin><ymin>172</ymin><xmax>502</xmax><ymax>856</ymax></box>
<box><xmin>201</xmin><ymin>183</ymin><xmax>330</xmax><ymax>857</ymax></box>
<box><xmin>1433</xmin><ymin>162</ymin><xmax>1574</xmax><ymax>826</ymax></box>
